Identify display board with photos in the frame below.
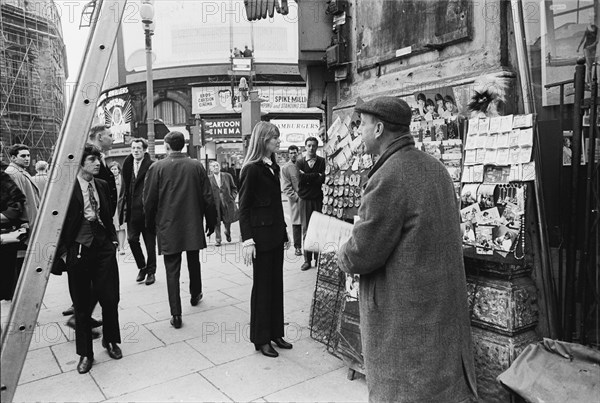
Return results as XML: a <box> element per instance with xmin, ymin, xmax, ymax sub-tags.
<box><xmin>459</xmin><ymin>114</ymin><xmax>536</xmax><ymax>259</ymax></box>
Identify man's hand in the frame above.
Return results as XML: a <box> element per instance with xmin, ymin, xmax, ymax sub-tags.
<box><xmin>284</xmin><ymin>241</ymin><xmax>290</xmax><ymax>250</ymax></box>
<box><xmin>243</xmin><ymin>244</ymin><xmax>256</xmax><ymax>266</ymax></box>
<box><xmin>206</xmin><ymin>226</ymin><xmax>215</xmax><ymax>237</ymax></box>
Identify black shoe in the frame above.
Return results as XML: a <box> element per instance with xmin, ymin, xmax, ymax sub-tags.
<box><xmin>66</xmin><ymin>316</ymin><xmax>76</xmax><ymax>329</ymax></box>
<box><xmin>300</xmin><ymin>262</ymin><xmax>311</xmax><ymax>271</ymax></box>
<box><xmin>190</xmin><ymin>293</ymin><xmax>203</xmax><ymax>306</ymax></box>
<box><xmin>295</xmin><ymin>248</ymin><xmax>302</xmax><ymax>256</ymax></box>
<box><xmin>102</xmin><ymin>339</ymin><xmax>122</xmax><ymax>360</ymax></box>
<box><xmin>272</xmin><ymin>337</ymin><xmax>293</xmax><ymax>349</ymax></box>
<box><xmin>170</xmin><ymin>315</ymin><xmax>182</xmax><ymax>329</ymax></box>
<box><xmin>226</xmin><ymin>234</ymin><xmax>231</xmax><ymax>242</ymax></box>
<box><xmin>62</xmin><ymin>305</ymin><xmax>74</xmax><ymax>316</ymax></box>
<box><xmin>90</xmin><ymin>318</ymin><xmax>103</xmax><ymax>328</ymax></box>
<box><xmin>77</xmin><ymin>356</ymin><xmax>93</xmax><ymax>374</ymax></box>
<box><xmin>91</xmin><ymin>329</ymin><xmax>101</xmax><ymax>339</ymax></box>
<box><xmin>254</xmin><ymin>343</ymin><xmax>278</xmax><ymax>357</ymax></box>
<box><xmin>145</xmin><ymin>273</ymin><xmax>155</xmax><ymax>286</ymax></box>
<box><xmin>136</xmin><ymin>269</ymin><xmax>147</xmax><ymax>282</ymax></box>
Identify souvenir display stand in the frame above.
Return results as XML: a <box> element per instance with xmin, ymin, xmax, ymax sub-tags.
<box><xmin>308</xmin><ymin>95</ymin><xmax>545</xmax><ymax>401</ymax></box>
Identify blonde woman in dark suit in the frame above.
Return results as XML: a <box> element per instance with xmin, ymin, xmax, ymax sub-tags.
<box><xmin>239</xmin><ymin>122</ymin><xmax>291</xmax><ymax>358</ymax></box>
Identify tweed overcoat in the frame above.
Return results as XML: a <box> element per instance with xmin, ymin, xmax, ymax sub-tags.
<box><xmin>338</xmin><ymin>136</ymin><xmax>477</xmax><ymax>403</ymax></box>
<box><xmin>5</xmin><ymin>162</ymin><xmax>40</xmax><ymax>228</ymax></box>
<box><xmin>143</xmin><ymin>152</ymin><xmax>216</xmax><ymax>255</ymax></box>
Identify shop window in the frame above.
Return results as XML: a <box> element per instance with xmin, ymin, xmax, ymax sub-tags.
<box><xmin>153</xmin><ymin>100</ymin><xmax>187</xmax><ymax>126</ymax></box>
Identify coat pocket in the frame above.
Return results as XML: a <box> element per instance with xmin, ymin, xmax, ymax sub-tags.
<box><xmin>250</xmin><ymin>210</ymin><xmax>273</xmax><ymax>227</ymax></box>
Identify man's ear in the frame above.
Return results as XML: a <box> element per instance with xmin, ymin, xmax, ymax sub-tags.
<box><xmin>374</xmin><ymin>121</ymin><xmax>385</xmax><ymax>138</ymax></box>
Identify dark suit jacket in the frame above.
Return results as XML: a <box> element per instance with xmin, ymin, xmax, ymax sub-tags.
<box><xmin>52</xmin><ymin>178</ymin><xmax>118</xmax><ymax>274</ymax></box>
<box><xmin>97</xmin><ymin>159</ymin><xmax>117</xmax><ymax>215</ymax></box>
<box><xmin>296</xmin><ymin>155</ymin><xmax>325</xmax><ymax>200</ymax></box>
<box><xmin>120</xmin><ymin>153</ymin><xmax>154</xmax><ymax>225</ymax></box>
<box><xmin>238</xmin><ymin>161</ymin><xmax>287</xmax><ymax>252</ymax></box>
<box><xmin>209</xmin><ymin>172</ymin><xmax>238</xmax><ymax>223</ymax></box>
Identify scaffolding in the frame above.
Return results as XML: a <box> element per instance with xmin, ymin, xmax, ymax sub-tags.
<box><xmin>0</xmin><ymin>0</ymin><xmax>67</xmax><ymax>164</ymax></box>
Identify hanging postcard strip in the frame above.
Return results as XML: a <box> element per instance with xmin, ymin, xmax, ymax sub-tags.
<box><xmin>465</xmin><ymin>133</ymin><xmax>478</xmax><ymax>150</ymax></box>
<box><xmin>512</xmin><ymin>114</ymin><xmax>533</xmax><ymax>128</ymax></box>
<box><xmin>519</xmin><ymin>146</ymin><xmax>533</xmax><ymax>164</ymax></box>
<box><xmin>475</xmin><ymin>148</ymin><xmax>486</xmax><ymax>164</ymax></box>
<box><xmin>509</xmin><ymin>164</ymin><xmax>522</xmax><ymax>182</ymax></box>
<box><xmin>473</xmin><ymin>165</ymin><xmax>484</xmax><ymax>182</ymax></box>
<box><xmin>508</xmin><ymin>130</ymin><xmax>520</xmax><ymax>147</ymax></box>
<box><xmin>522</xmin><ymin>161</ymin><xmax>536</xmax><ymax>181</ymax></box>
<box><xmin>496</xmin><ymin>148</ymin><xmax>510</xmax><ymax>165</ymax></box>
<box><xmin>509</xmin><ymin>146</ymin><xmax>521</xmax><ymax>165</ymax></box>
<box><xmin>478</xmin><ymin>117</ymin><xmax>491</xmax><ymax>134</ymax></box>
<box><xmin>496</xmin><ymin>131</ymin><xmax>510</xmax><ymax>148</ymax></box>
<box><xmin>467</xmin><ymin>118</ymin><xmax>480</xmax><ymax>135</ymax></box>
<box><xmin>518</xmin><ymin>128</ymin><xmax>534</xmax><ymax>147</ymax></box>
<box><xmin>489</xmin><ymin>117</ymin><xmax>502</xmax><ymax>133</ymax></box>
<box><xmin>465</xmin><ymin>149</ymin><xmax>477</xmax><ymax>165</ymax></box>
<box><xmin>500</xmin><ymin>115</ymin><xmax>514</xmax><ymax>132</ymax></box>
<box><xmin>485</xmin><ymin>133</ymin><xmax>498</xmax><ymax>149</ymax></box>
<box><xmin>461</xmin><ymin>166</ymin><xmax>474</xmax><ymax>183</ymax></box>
<box><xmin>484</xmin><ymin>149</ymin><xmax>497</xmax><ymax>165</ymax></box>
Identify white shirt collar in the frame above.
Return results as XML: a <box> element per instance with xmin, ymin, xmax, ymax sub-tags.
<box><xmin>262</xmin><ymin>157</ymin><xmax>273</xmax><ymax>166</ymax></box>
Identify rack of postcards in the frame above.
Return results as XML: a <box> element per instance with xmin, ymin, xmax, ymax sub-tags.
<box><xmin>309</xmin><ymin>112</ymin><xmax>369</xmax><ymax>375</ymax></box>
<box><xmin>459</xmin><ymin>114</ymin><xmax>535</xmax><ymax>259</ymax></box>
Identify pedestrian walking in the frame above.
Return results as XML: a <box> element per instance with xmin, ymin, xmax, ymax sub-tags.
<box><xmin>32</xmin><ymin>160</ymin><xmax>49</xmax><ymax>195</ymax></box>
<box><xmin>209</xmin><ymin>161</ymin><xmax>238</xmax><ymax>246</ymax></box>
<box><xmin>239</xmin><ymin>122</ymin><xmax>292</xmax><ymax>358</ymax></box>
<box><xmin>337</xmin><ymin>96</ymin><xmax>478</xmax><ymax>402</ymax></box>
<box><xmin>120</xmin><ymin>138</ymin><xmax>157</xmax><ymax>285</ymax></box>
<box><xmin>296</xmin><ymin>137</ymin><xmax>325</xmax><ymax>270</ymax></box>
<box><xmin>5</xmin><ymin>144</ymin><xmax>40</xmax><ymax>230</ymax></box>
<box><xmin>109</xmin><ymin>161</ymin><xmax>126</xmax><ymax>254</ymax></box>
<box><xmin>55</xmin><ymin>144</ymin><xmax>123</xmax><ymax>374</ymax></box>
<box><xmin>143</xmin><ymin>131</ymin><xmax>216</xmax><ymax>329</ymax></box>
<box><xmin>281</xmin><ymin>145</ymin><xmax>302</xmax><ymax>256</ymax></box>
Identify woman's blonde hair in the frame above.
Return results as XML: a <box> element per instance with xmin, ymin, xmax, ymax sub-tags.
<box><xmin>242</xmin><ymin>121</ymin><xmax>280</xmax><ymax>173</ymax></box>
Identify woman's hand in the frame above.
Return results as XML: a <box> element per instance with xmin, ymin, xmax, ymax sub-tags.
<box><xmin>243</xmin><ymin>244</ymin><xmax>256</xmax><ymax>266</ymax></box>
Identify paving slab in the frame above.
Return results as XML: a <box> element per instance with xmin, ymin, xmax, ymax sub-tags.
<box><xmin>90</xmin><ymin>342</ymin><xmax>214</xmax><ymax>399</ymax></box>
<box><xmin>264</xmin><ymin>367</ymin><xmax>368</xmax><ymax>402</ymax></box>
<box><xmin>200</xmin><ymin>352</ymin><xmax>315</xmax><ymax>402</ymax></box>
<box><xmin>13</xmin><ymin>370</ymin><xmax>105</xmax><ymax>403</ymax></box>
<box><xmin>18</xmin><ymin>347</ymin><xmax>62</xmax><ymax>385</ymax></box>
<box><xmin>104</xmin><ymin>373</ymin><xmax>233</xmax><ymax>402</ymax></box>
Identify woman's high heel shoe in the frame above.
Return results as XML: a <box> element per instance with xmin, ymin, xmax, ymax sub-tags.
<box><xmin>254</xmin><ymin>343</ymin><xmax>278</xmax><ymax>357</ymax></box>
<box><xmin>272</xmin><ymin>337</ymin><xmax>293</xmax><ymax>349</ymax></box>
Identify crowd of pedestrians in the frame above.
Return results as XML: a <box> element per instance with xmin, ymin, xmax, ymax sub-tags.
<box><xmin>2</xmin><ymin>97</ymin><xmax>478</xmax><ymax>401</ymax></box>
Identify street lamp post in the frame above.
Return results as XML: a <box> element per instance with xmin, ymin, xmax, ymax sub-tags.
<box><xmin>140</xmin><ymin>0</ymin><xmax>155</xmax><ymax>158</ymax></box>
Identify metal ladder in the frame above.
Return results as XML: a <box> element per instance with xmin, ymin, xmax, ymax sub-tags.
<box><xmin>0</xmin><ymin>1</ymin><xmax>128</xmax><ymax>401</ymax></box>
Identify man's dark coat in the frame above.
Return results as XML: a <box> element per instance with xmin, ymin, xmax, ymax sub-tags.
<box><xmin>119</xmin><ymin>153</ymin><xmax>153</xmax><ymax>225</ymax></box>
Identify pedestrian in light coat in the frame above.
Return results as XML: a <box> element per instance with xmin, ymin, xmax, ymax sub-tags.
<box><xmin>280</xmin><ymin>145</ymin><xmax>302</xmax><ymax>256</ymax></box>
<box><xmin>337</xmin><ymin>97</ymin><xmax>478</xmax><ymax>403</ymax></box>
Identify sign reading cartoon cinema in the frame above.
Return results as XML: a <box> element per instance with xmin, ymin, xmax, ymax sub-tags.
<box><xmin>97</xmin><ymin>87</ymin><xmax>132</xmax><ymax>144</ymax></box>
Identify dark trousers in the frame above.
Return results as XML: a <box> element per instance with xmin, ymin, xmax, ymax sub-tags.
<box><xmin>67</xmin><ymin>238</ymin><xmax>121</xmax><ymax>358</ymax></box>
<box><xmin>292</xmin><ymin>224</ymin><xmax>302</xmax><ymax>249</ymax></box>
<box><xmin>250</xmin><ymin>245</ymin><xmax>284</xmax><ymax>345</ymax></box>
<box><xmin>215</xmin><ymin>219</ymin><xmax>231</xmax><ymax>243</ymax></box>
<box><xmin>163</xmin><ymin>250</ymin><xmax>202</xmax><ymax>316</ymax></box>
<box><xmin>299</xmin><ymin>198</ymin><xmax>322</xmax><ymax>263</ymax></box>
<box><xmin>127</xmin><ymin>220</ymin><xmax>157</xmax><ymax>273</ymax></box>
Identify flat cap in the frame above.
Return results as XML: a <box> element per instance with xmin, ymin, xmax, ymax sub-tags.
<box><xmin>354</xmin><ymin>96</ymin><xmax>412</xmax><ymax>126</ymax></box>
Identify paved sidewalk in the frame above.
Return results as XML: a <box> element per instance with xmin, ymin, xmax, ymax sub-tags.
<box><xmin>1</xmin><ymin>218</ymin><xmax>367</xmax><ymax>402</ymax></box>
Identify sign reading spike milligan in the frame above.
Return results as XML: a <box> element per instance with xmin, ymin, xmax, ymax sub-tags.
<box><xmin>191</xmin><ymin>85</ymin><xmax>308</xmax><ymax>114</ymax></box>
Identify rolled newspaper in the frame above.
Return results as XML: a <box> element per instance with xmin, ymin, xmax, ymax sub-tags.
<box><xmin>303</xmin><ymin>212</ymin><xmax>354</xmax><ymax>253</ymax></box>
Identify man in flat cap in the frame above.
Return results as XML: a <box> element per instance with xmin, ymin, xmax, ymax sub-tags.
<box><xmin>337</xmin><ymin>96</ymin><xmax>477</xmax><ymax>402</ymax></box>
